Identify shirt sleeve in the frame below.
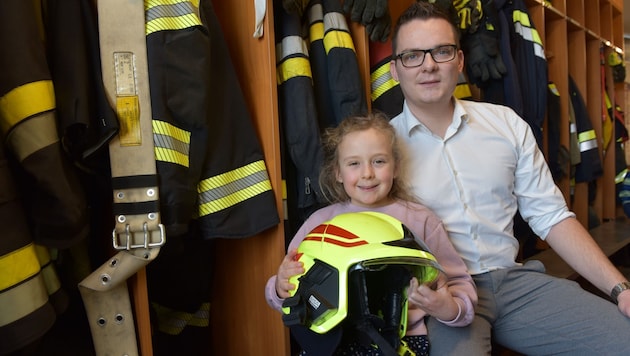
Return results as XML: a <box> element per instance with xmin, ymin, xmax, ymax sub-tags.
<box><xmin>511</xmin><ymin>113</ymin><xmax>574</xmax><ymax>239</ymax></box>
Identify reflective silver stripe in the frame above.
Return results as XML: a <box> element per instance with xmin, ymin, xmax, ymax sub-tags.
<box><xmin>0</xmin><ymin>276</ymin><xmax>48</xmax><ymax>327</ymax></box>
<box><xmin>307</xmin><ymin>3</ymin><xmax>323</xmax><ymax>25</ymax></box>
<box><xmin>324</xmin><ymin>11</ymin><xmax>350</xmax><ymax>32</ymax></box>
<box><xmin>513</xmin><ymin>10</ymin><xmax>546</xmax><ymax>61</ymax></box>
<box><xmin>579</xmin><ymin>139</ymin><xmax>598</xmax><ymax>152</ymax></box>
<box><xmin>6</xmin><ymin>111</ymin><xmax>59</xmax><ymax>163</ymax></box>
<box><xmin>197</xmin><ymin>160</ymin><xmax>273</xmax><ymax>216</ymax></box>
<box><xmin>371</xmin><ymin>62</ymin><xmax>398</xmax><ymax>101</ymax></box>
<box><xmin>145</xmin><ymin>0</ymin><xmax>201</xmax><ymax>34</ymax></box>
<box><xmin>277</xmin><ymin>35</ymin><xmax>309</xmax><ymax>62</ymax></box>
<box><xmin>153</xmin><ymin>120</ymin><xmax>191</xmax><ymax>167</ymax></box>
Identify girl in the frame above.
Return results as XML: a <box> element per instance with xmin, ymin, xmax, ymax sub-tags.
<box><xmin>265</xmin><ymin>112</ymin><xmax>476</xmax><ymax>355</ymax></box>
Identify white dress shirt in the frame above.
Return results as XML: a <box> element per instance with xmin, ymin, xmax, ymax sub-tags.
<box><xmin>390</xmin><ymin>98</ymin><xmax>574</xmax><ymax>275</ymax></box>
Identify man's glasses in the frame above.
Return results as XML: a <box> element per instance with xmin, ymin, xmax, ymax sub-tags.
<box><xmin>394</xmin><ymin>44</ymin><xmax>458</xmax><ymax>68</ymax></box>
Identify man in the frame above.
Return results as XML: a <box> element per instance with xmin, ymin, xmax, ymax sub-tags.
<box><xmin>389</xmin><ymin>2</ymin><xmax>630</xmax><ymax>355</ymax></box>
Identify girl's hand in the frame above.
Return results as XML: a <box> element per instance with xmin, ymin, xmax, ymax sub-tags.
<box><xmin>275</xmin><ymin>249</ymin><xmax>305</xmax><ymax>299</ymax></box>
<box><xmin>407</xmin><ymin>277</ymin><xmax>459</xmax><ymax>322</ymax></box>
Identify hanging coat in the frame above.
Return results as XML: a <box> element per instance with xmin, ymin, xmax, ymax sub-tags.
<box><xmin>145</xmin><ymin>0</ymin><xmax>280</xmax><ymax>239</ymax></box>
<box><xmin>569</xmin><ymin>76</ymin><xmax>603</xmax><ymax>183</ymax></box>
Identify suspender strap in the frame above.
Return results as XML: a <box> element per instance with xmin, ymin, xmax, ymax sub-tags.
<box><xmin>78</xmin><ymin>1</ymin><xmax>164</xmax><ymax>355</ymax></box>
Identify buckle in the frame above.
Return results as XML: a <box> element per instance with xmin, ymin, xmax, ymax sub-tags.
<box><xmin>112</xmin><ymin>222</ymin><xmax>166</xmax><ymax>250</ymax></box>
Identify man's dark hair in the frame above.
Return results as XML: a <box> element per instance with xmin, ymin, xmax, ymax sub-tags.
<box><xmin>391</xmin><ymin>1</ymin><xmax>461</xmax><ymax>55</ymax></box>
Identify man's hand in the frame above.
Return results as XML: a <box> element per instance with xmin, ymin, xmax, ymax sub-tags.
<box><xmin>617</xmin><ymin>288</ymin><xmax>630</xmax><ymax>318</ymax></box>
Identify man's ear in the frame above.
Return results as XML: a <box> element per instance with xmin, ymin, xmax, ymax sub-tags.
<box><xmin>390</xmin><ymin>59</ymin><xmax>399</xmax><ymax>81</ymax></box>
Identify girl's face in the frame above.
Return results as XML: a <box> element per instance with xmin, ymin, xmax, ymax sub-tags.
<box><xmin>336</xmin><ymin>128</ymin><xmax>397</xmax><ymax>208</ymax></box>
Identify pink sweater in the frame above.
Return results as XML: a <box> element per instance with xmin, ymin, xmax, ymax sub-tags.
<box><xmin>265</xmin><ymin>200</ymin><xmax>477</xmax><ymax>335</ymax></box>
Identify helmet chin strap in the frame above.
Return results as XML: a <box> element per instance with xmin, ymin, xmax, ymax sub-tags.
<box><xmin>348</xmin><ymin>267</ymin><xmax>406</xmax><ymax>356</ymax></box>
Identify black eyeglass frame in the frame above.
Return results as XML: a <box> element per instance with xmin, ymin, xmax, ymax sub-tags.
<box><xmin>394</xmin><ymin>44</ymin><xmax>458</xmax><ymax>68</ymax></box>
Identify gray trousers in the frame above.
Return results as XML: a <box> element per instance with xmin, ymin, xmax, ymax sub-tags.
<box><xmin>427</xmin><ymin>260</ymin><xmax>630</xmax><ymax>355</ymax></box>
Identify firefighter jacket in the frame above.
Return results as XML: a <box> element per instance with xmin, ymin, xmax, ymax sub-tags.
<box><xmin>0</xmin><ymin>0</ymin><xmax>89</xmax><ymax>250</ymax></box>
<box><xmin>546</xmin><ymin>82</ymin><xmax>570</xmax><ymax>183</ymax></box>
<box><xmin>275</xmin><ymin>0</ymin><xmax>326</xmax><ymax>226</ymax></box>
<box><xmin>307</xmin><ymin>0</ymin><xmax>367</xmax><ymax>127</ymax></box>
<box><xmin>0</xmin><ymin>144</ymin><xmax>68</xmax><ymax>354</ymax></box>
<box><xmin>370</xmin><ymin>39</ymin><xmax>404</xmax><ymax>118</ymax></box>
<box><xmin>0</xmin><ymin>1</ymin><xmax>88</xmax><ymax>351</ymax></box>
<box><xmin>488</xmin><ymin>0</ymin><xmax>547</xmax><ymax>147</ymax></box>
<box><xmin>569</xmin><ymin>76</ymin><xmax>603</xmax><ymax>183</ymax></box>
<box><xmin>141</xmin><ymin>1</ymin><xmax>280</xmax><ymax>349</ymax></box>
<box><xmin>145</xmin><ymin>0</ymin><xmax>279</xmax><ymax>239</ymax></box>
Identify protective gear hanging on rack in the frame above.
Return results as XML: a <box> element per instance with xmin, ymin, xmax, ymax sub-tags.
<box><xmin>0</xmin><ymin>144</ymin><xmax>67</xmax><ymax>355</ymax></box>
<box><xmin>460</xmin><ymin>0</ymin><xmax>506</xmax><ymax>86</ymax></box>
<box><xmin>451</xmin><ymin>0</ymin><xmax>483</xmax><ymax>33</ymax></box>
<box><xmin>343</xmin><ymin>0</ymin><xmax>391</xmax><ymax>42</ymax></box>
<box><xmin>275</xmin><ymin>1</ymin><xmax>326</xmax><ymax>232</ymax></box>
<box><xmin>79</xmin><ymin>1</ymin><xmax>165</xmax><ymax>355</ymax></box>
<box><xmin>601</xmin><ymin>45</ymin><xmax>614</xmax><ymax>154</ymax></box>
<box><xmin>608</xmin><ymin>51</ymin><xmax>626</xmax><ymax>83</ymax></box>
<box><xmin>145</xmin><ymin>1</ymin><xmax>280</xmax><ymax>353</ymax></box>
<box><xmin>370</xmin><ymin>38</ymin><xmax>404</xmax><ymax>118</ymax></box>
<box><xmin>569</xmin><ymin>76</ymin><xmax>603</xmax><ymax>183</ymax></box>
<box><xmin>0</xmin><ymin>0</ymin><xmax>88</xmax><ymax>352</ymax></box>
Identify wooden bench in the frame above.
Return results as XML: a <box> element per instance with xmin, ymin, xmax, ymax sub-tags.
<box><xmin>524</xmin><ymin>217</ymin><xmax>630</xmax><ymax>280</ymax></box>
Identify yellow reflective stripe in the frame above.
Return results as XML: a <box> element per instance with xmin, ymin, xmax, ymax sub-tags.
<box><xmin>0</xmin><ymin>243</ymin><xmax>40</xmax><ymax>290</ymax></box>
<box><xmin>308</xmin><ymin>4</ymin><xmax>324</xmax><ymax>42</ymax></box>
<box><xmin>323</xmin><ymin>30</ymin><xmax>355</xmax><ymax>54</ymax></box>
<box><xmin>548</xmin><ymin>82</ymin><xmax>560</xmax><ymax>96</ymax></box>
<box><xmin>198</xmin><ymin>160</ymin><xmax>273</xmax><ymax>216</ymax></box>
<box><xmin>145</xmin><ymin>0</ymin><xmax>201</xmax><ymax>35</ymax></box>
<box><xmin>578</xmin><ymin>129</ymin><xmax>596</xmax><ymax>143</ymax></box>
<box><xmin>153</xmin><ymin>120</ymin><xmax>191</xmax><ymax>167</ymax></box>
<box><xmin>0</xmin><ymin>275</ymin><xmax>48</xmax><ymax>327</ymax></box>
<box><xmin>454</xmin><ymin>83</ymin><xmax>472</xmax><ymax>99</ymax></box>
<box><xmin>605</xmin><ymin>91</ymin><xmax>612</xmax><ymax>109</ymax></box>
<box><xmin>323</xmin><ymin>12</ymin><xmax>355</xmax><ymax>53</ymax></box>
<box><xmin>277</xmin><ymin>57</ymin><xmax>312</xmax><ymax>85</ymax></box>
<box><xmin>0</xmin><ymin>80</ymin><xmax>55</xmax><ymax>134</ymax></box>
<box><xmin>371</xmin><ymin>62</ymin><xmax>398</xmax><ymax>101</ymax></box>
<box><xmin>578</xmin><ymin>129</ymin><xmax>598</xmax><ymax>152</ymax></box>
<box><xmin>152</xmin><ymin>301</ymin><xmax>210</xmax><ymax>335</ymax></box>
<box><xmin>7</xmin><ymin>111</ymin><xmax>59</xmax><ymax>163</ymax></box>
<box><xmin>616</xmin><ymin>168</ymin><xmax>628</xmax><ymax>184</ymax></box>
<box><xmin>513</xmin><ymin>10</ymin><xmax>545</xmax><ymax>60</ymax></box>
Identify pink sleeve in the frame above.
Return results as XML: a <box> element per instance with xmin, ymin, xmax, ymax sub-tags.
<box><xmin>265</xmin><ymin>275</ymin><xmax>284</xmax><ymax>312</ymax></box>
<box><xmin>423</xmin><ymin>219</ymin><xmax>478</xmax><ymax>327</ymax></box>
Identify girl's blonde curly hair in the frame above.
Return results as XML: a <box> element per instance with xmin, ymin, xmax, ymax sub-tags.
<box><xmin>318</xmin><ymin>111</ymin><xmax>417</xmax><ymax>204</ymax></box>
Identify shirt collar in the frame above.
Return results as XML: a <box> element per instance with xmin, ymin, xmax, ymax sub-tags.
<box><xmin>401</xmin><ymin>97</ymin><xmax>469</xmax><ymax>136</ymax></box>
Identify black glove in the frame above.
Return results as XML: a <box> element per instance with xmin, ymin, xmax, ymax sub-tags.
<box><xmin>453</xmin><ymin>0</ymin><xmax>483</xmax><ymax>34</ymax></box>
<box><xmin>461</xmin><ymin>25</ymin><xmax>507</xmax><ymax>86</ymax></box>
<box><xmin>343</xmin><ymin>0</ymin><xmax>388</xmax><ymax>24</ymax></box>
<box><xmin>460</xmin><ymin>0</ymin><xmax>506</xmax><ymax>86</ymax></box>
<box><xmin>366</xmin><ymin>8</ymin><xmax>391</xmax><ymax>42</ymax></box>
<box><xmin>282</xmin><ymin>0</ymin><xmax>306</xmax><ymax>16</ymax></box>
